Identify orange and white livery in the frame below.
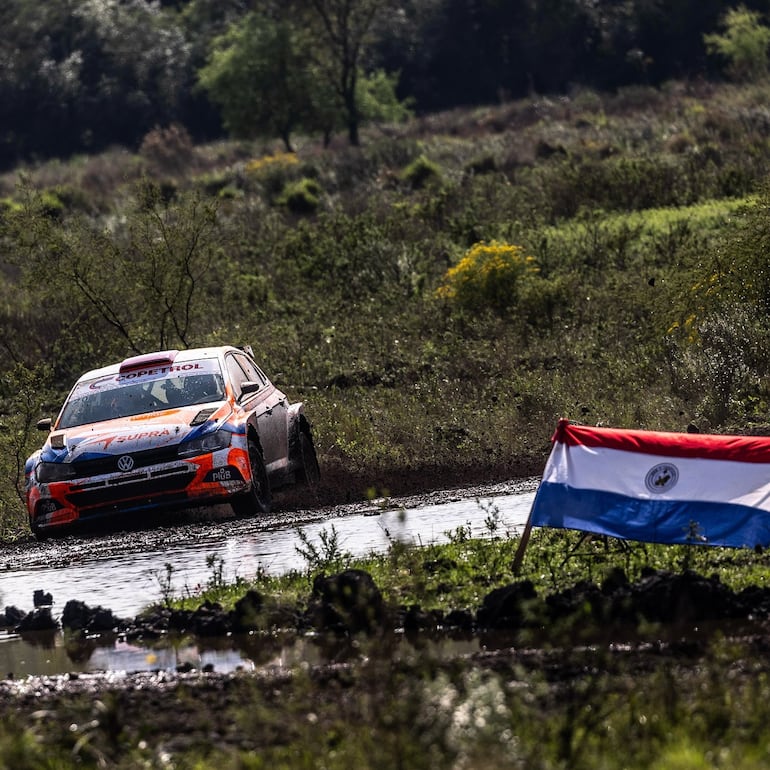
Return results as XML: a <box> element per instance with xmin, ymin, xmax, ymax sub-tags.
<box><xmin>25</xmin><ymin>346</ymin><xmax>319</xmax><ymax>537</ymax></box>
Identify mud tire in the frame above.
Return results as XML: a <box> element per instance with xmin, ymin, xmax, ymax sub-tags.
<box><xmin>298</xmin><ymin>428</ymin><xmax>320</xmax><ymax>486</ymax></box>
<box><xmin>232</xmin><ymin>439</ymin><xmax>271</xmax><ymax>516</ymax></box>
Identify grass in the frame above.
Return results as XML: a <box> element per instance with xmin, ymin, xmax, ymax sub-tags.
<box><xmin>164</xmin><ymin>509</ymin><xmax>770</xmax><ymax>619</ymax></box>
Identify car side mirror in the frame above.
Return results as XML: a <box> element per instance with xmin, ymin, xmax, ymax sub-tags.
<box><xmin>240</xmin><ymin>381</ymin><xmax>262</xmax><ymax>396</ymax></box>
<box><xmin>36</xmin><ymin>418</ymin><xmax>52</xmax><ymax>432</ymax></box>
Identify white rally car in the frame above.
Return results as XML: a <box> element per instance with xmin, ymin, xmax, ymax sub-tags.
<box><xmin>25</xmin><ymin>346</ymin><xmax>319</xmax><ymax>536</ymax></box>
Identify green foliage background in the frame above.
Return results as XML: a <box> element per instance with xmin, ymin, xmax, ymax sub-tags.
<box><xmin>4</xmin><ymin>80</ymin><xmax>770</xmax><ymax>537</ymax></box>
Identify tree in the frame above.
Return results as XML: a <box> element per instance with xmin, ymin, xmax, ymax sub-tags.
<box><xmin>0</xmin><ymin>0</ymin><xmax>194</xmax><ymax>167</ymax></box>
<box><xmin>301</xmin><ymin>0</ymin><xmax>385</xmax><ymax>146</ymax></box>
<box><xmin>197</xmin><ymin>5</ymin><xmax>410</xmax><ymax>148</ymax></box>
<box><xmin>73</xmin><ymin>0</ymin><xmax>193</xmax><ymax>143</ymax></box>
<box><xmin>704</xmin><ymin>5</ymin><xmax>770</xmax><ymax>82</ymax></box>
<box><xmin>9</xmin><ymin>181</ymin><xmax>225</xmax><ymax>357</ymax></box>
<box><xmin>356</xmin><ymin>69</ymin><xmax>413</xmax><ymax>126</ymax></box>
<box><xmin>0</xmin><ymin>1</ymin><xmax>85</xmax><ymax>166</ymax></box>
<box><xmin>198</xmin><ymin>11</ymin><xmax>318</xmax><ymax>151</ymax></box>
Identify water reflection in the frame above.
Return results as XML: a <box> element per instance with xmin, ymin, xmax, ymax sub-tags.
<box><xmin>0</xmin><ymin>627</ymin><xmax>486</xmax><ymax>680</ymax></box>
<box><xmin>0</xmin><ymin>630</ymin><xmax>252</xmax><ymax>678</ymax></box>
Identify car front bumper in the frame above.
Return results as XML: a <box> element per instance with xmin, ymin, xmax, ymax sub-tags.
<box><xmin>27</xmin><ymin>445</ymin><xmax>252</xmax><ymax>532</ymax></box>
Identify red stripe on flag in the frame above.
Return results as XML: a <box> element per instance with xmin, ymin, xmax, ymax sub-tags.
<box><xmin>552</xmin><ymin>418</ymin><xmax>770</xmax><ymax>463</ymax></box>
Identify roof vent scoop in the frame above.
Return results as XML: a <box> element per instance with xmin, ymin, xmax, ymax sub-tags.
<box><xmin>119</xmin><ymin>350</ymin><xmax>180</xmax><ymax>373</ymax></box>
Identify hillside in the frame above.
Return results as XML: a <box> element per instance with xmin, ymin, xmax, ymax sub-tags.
<box><xmin>2</xmin><ymin>79</ymin><xmax>770</xmax><ymax>538</ymax></box>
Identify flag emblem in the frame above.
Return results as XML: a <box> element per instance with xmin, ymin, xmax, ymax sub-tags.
<box><xmin>645</xmin><ymin>463</ymin><xmax>678</xmax><ymax>493</ymax></box>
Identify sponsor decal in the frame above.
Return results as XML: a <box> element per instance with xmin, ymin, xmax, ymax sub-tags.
<box><xmin>38</xmin><ymin>500</ymin><xmax>60</xmax><ymax>515</ymax></box>
<box><xmin>117</xmin><ymin>362</ymin><xmax>204</xmax><ymax>381</ymax></box>
<box><xmin>99</xmin><ymin>429</ymin><xmax>172</xmax><ymax>450</ymax></box>
<box><xmin>644</xmin><ymin>463</ymin><xmax>679</xmax><ymax>494</ymax></box>
<box><xmin>115</xmin><ymin>430</ymin><xmax>171</xmax><ymax>442</ymax></box>
<box><xmin>205</xmin><ymin>466</ymin><xmax>243</xmax><ymax>484</ymax></box>
<box><xmin>211</xmin><ymin>467</ymin><xmax>234</xmax><ymax>482</ymax></box>
<box><xmin>82</xmin><ymin>360</ymin><xmax>216</xmax><ymax>393</ymax></box>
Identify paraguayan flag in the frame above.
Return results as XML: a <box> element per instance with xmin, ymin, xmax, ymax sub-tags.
<box><xmin>528</xmin><ymin>419</ymin><xmax>770</xmax><ymax>549</ymax></box>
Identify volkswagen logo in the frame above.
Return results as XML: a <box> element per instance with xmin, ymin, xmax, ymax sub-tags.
<box><xmin>117</xmin><ymin>455</ymin><xmax>135</xmax><ymax>472</ymax></box>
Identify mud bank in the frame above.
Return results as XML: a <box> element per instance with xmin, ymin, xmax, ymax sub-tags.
<box><xmin>4</xmin><ymin>564</ymin><xmax>770</xmax><ymax>669</ymax></box>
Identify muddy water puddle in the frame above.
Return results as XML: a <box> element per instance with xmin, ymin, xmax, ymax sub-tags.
<box><xmin>0</xmin><ymin>629</ymin><xmax>485</xmax><ymax>680</ymax></box>
<box><xmin>0</xmin><ymin>483</ymin><xmax>537</xmax><ymax>678</ymax></box>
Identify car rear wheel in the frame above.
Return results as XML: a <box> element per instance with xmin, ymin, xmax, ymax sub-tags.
<box><xmin>232</xmin><ymin>439</ymin><xmax>271</xmax><ymax>516</ymax></box>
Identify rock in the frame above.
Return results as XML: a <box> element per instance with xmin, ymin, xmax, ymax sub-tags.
<box><xmin>1</xmin><ymin>606</ymin><xmax>25</xmax><ymax>629</ymax></box>
<box><xmin>444</xmin><ymin>609</ymin><xmax>474</xmax><ymax>631</ymax></box>
<box><xmin>601</xmin><ymin>567</ymin><xmax>629</xmax><ymax>595</ymax></box>
<box><xmin>190</xmin><ymin>602</ymin><xmax>229</xmax><ymax>637</ymax></box>
<box><xmin>546</xmin><ymin>580</ymin><xmax>605</xmax><ymax>621</ymax></box>
<box><xmin>477</xmin><ymin>580</ymin><xmax>539</xmax><ymax>629</ymax></box>
<box><xmin>401</xmin><ymin>604</ymin><xmax>442</xmax><ymax>633</ymax></box>
<box><xmin>33</xmin><ymin>589</ymin><xmax>53</xmax><ymax>607</ymax></box>
<box><xmin>629</xmin><ymin>569</ymin><xmax>745</xmax><ymax>623</ymax></box>
<box><xmin>16</xmin><ymin>607</ymin><xmax>58</xmax><ymax>632</ymax></box>
<box><xmin>61</xmin><ymin>599</ymin><xmax>121</xmax><ymax>633</ymax></box>
<box><xmin>231</xmin><ymin>590</ymin><xmax>263</xmax><ymax>632</ymax></box>
<box><xmin>308</xmin><ymin>569</ymin><xmax>386</xmax><ymax>634</ymax></box>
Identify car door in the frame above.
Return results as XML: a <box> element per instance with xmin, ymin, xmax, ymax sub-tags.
<box><xmin>225</xmin><ymin>352</ymin><xmax>288</xmax><ymax>470</ymax></box>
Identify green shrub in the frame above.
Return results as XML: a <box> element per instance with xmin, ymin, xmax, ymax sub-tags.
<box><xmin>705</xmin><ymin>6</ymin><xmax>770</xmax><ymax>82</ymax></box>
<box><xmin>277</xmin><ymin>177</ymin><xmax>322</xmax><ymax>213</ymax></box>
<box><xmin>0</xmin><ymin>196</ymin><xmax>21</xmax><ymax>216</ymax></box>
<box><xmin>364</xmin><ymin>137</ymin><xmax>422</xmax><ymax>172</ymax></box>
<box><xmin>217</xmin><ymin>185</ymin><xmax>243</xmax><ymax>200</ymax></box>
<box><xmin>436</xmin><ymin>240</ymin><xmax>539</xmax><ymax>316</ymax></box>
<box><xmin>0</xmin><ymin>363</ymin><xmax>54</xmax><ymax>539</ymax></box>
<box><xmin>464</xmin><ymin>154</ymin><xmax>498</xmax><ymax>175</ymax></box>
<box><xmin>194</xmin><ymin>169</ymin><xmax>240</xmax><ymax>197</ymax></box>
<box><xmin>526</xmin><ymin>153</ymin><xmax>759</xmax><ymax>222</ymax></box>
<box><xmin>401</xmin><ymin>154</ymin><xmax>442</xmax><ymax>190</ymax></box>
<box><xmin>244</xmin><ymin>151</ymin><xmax>301</xmax><ymax>198</ymax></box>
<box><xmin>37</xmin><ymin>189</ymin><xmax>65</xmax><ymax>220</ymax></box>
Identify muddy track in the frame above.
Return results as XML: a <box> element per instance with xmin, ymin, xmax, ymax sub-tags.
<box><xmin>0</xmin><ymin>473</ymin><xmax>541</xmax><ymax>572</ymax></box>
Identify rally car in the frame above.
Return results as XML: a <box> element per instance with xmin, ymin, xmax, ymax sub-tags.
<box><xmin>25</xmin><ymin>346</ymin><xmax>319</xmax><ymax>537</ymax></box>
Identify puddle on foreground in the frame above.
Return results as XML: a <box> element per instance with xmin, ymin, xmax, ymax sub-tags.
<box><xmin>1</xmin><ymin>491</ymin><xmax>537</xmax><ymax>619</ymax></box>
<box><xmin>0</xmin><ymin>629</ymin><xmax>484</xmax><ymax>680</ymax></box>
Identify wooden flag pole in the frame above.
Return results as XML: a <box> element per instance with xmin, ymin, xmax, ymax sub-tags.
<box><xmin>512</xmin><ymin>511</ymin><xmax>535</xmax><ymax>575</ymax></box>
<box><xmin>512</xmin><ymin>418</ymin><xmax>562</xmax><ymax>574</ymax></box>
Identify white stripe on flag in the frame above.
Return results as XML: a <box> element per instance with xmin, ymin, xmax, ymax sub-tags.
<box><xmin>543</xmin><ymin>442</ymin><xmax>770</xmax><ymax>511</ymax></box>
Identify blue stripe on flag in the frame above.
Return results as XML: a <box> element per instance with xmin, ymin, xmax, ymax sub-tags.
<box><xmin>530</xmin><ymin>482</ymin><xmax>770</xmax><ymax>549</ymax></box>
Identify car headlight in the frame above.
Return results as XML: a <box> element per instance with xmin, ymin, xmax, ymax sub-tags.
<box><xmin>36</xmin><ymin>462</ymin><xmax>77</xmax><ymax>483</ymax></box>
<box><xmin>178</xmin><ymin>430</ymin><xmax>232</xmax><ymax>459</ymax></box>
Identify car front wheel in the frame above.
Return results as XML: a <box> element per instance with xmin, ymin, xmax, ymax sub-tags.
<box><xmin>299</xmin><ymin>428</ymin><xmax>320</xmax><ymax>486</ymax></box>
<box><xmin>232</xmin><ymin>439</ymin><xmax>271</xmax><ymax>516</ymax></box>
<box><xmin>29</xmin><ymin>518</ymin><xmax>47</xmax><ymax>541</ymax></box>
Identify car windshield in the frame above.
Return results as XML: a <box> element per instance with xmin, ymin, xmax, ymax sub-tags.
<box><xmin>57</xmin><ymin>359</ymin><xmax>226</xmax><ymax>429</ymax></box>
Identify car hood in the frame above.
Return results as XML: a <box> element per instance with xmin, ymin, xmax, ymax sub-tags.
<box><xmin>42</xmin><ymin>402</ymin><xmax>231</xmax><ymax>462</ymax></box>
